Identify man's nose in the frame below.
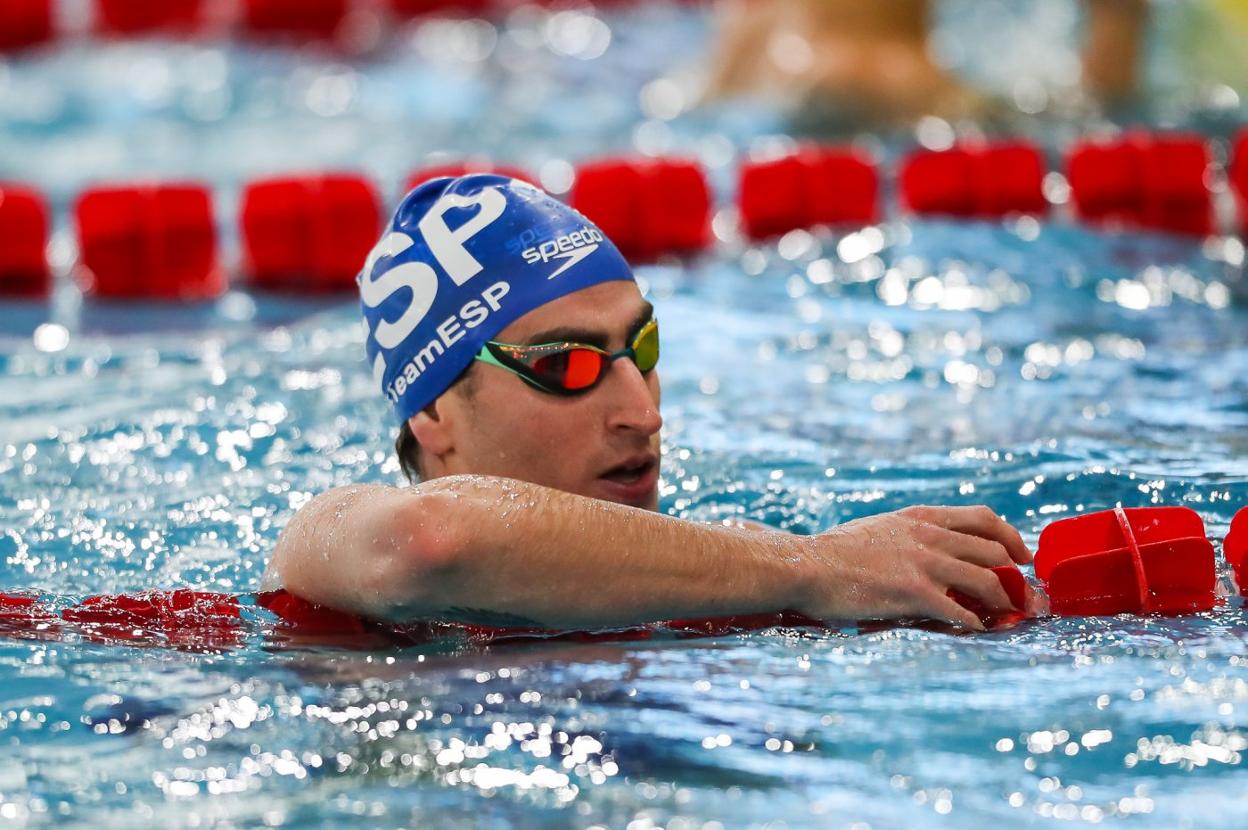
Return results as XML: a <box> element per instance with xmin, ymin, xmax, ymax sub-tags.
<box><xmin>603</xmin><ymin>357</ymin><xmax>662</xmax><ymax>435</ymax></box>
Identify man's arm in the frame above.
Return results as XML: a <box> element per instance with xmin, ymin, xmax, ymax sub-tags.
<box><xmin>265</xmin><ymin>474</ymin><xmax>1033</xmax><ymax>631</ymax></box>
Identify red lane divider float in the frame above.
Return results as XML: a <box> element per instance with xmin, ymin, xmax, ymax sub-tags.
<box><xmin>0</xmin><ymin>592</ymin><xmax>58</xmax><ymax>632</ymax></box>
<box><xmin>1067</xmin><ymin>132</ymin><xmax>1214</xmax><ymax>237</ymax></box>
<box><xmin>0</xmin><ymin>0</ymin><xmax>53</xmax><ymax>51</ymax></box>
<box><xmin>95</xmin><ymin>0</ymin><xmax>202</xmax><ymax>35</ymax></box>
<box><xmin>241</xmin><ymin>173</ymin><xmax>381</xmax><ymax>292</ymax></box>
<box><xmin>738</xmin><ymin>146</ymin><xmax>879</xmax><ymax>240</ymax></box>
<box><xmin>62</xmin><ymin>589</ymin><xmax>244</xmax><ymax>648</ymax></box>
<box><xmin>900</xmin><ymin>141</ymin><xmax>1048</xmax><ymax>219</ymax></box>
<box><xmin>0</xmin><ymin>183</ymin><xmax>51</xmax><ymax>298</ymax></box>
<box><xmin>241</xmin><ymin>0</ymin><xmax>350</xmax><ymax>38</ymax></box>
<box><xmin>948</xmin><ymin>565</ymin><xmax>1032</xmax><ymax>628</ymax></box>
<box><xmin>1230</xmin><ymin>129</ymin><xmax>1248</xmax><ymax>238</ymax></box>
<box><xmin>75</xmin><ymin>183</ymin><xmax>223</xmax><ymax>300</ymax></box>
<box><xmin>1225</xmin><ymin>507</ymin><xmax>1248</xmax><ymax>594</ymax></box>
<box><xmin>0</xmin><ymin>587</ymin><xmax>838</xmax><ymax>649</ymax></box>
<box><xmin>1036</xmin><ymin>506</ymin><xmax>1216</xmax><ymax>615</ymax></box>
<box><xmin>570</xmin><ymin>157</ymin><xmax>710</xmax><ymax>262</ymax></box>
<box><xmin>404</xmin><ymin>161</ymin><xmax>536</xmax><ymax>195</ymax></box>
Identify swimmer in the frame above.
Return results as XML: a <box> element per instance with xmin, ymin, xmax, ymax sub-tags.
<box><xmin>705</xmin><ymin>0</ymin><xmax>1149</xmax><ymax>126</ymax></box>
<box><xmin>262</xmin><ymin>174</ymin><xmax>1034</xmax><ymax>632</ymax></box>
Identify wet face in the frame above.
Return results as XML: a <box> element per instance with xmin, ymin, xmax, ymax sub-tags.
<box><xmin>417</xmin><ymin>281</ymin><xmax>663</xmax><ymax>510</ymax></box>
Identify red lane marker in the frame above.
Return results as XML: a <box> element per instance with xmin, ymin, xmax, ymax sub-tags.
<box><xmin>1139</xmin><ymin>134</ymin><xmax>1214</xmax><ymax>236</ymax></box>
<box><xmin>1225</xmin><ymin>507</ymin><xmax>1248</xmax><ymax>595</ymax></box>
<box><xmin>0</xmin><ymin>592</ymin><xmax>60</xmax><ymax>635</ymax></box>
<box><xmin>241</xmin><ymin>0</ymin><xmax>349</xmax><ymax>38</ymax></box>
<box><xmin>977</xmin><ymin>142</ymin><xmax>1049</xmax><ymax>216</ymax></box>
<box><xmin>64</xmin><ymin>589</ymin><xmax>241</xmax><ymax>625</ymax></box>
<box><xmin>0</xmin><ymin>183</ymin><xmax>51</xmax><ymax>298</ymax></box>
<box><xmin>95</xmin><ymin>0</ymin><xmax>202</xmax><ymax>35</ymax></box>
<box><xmin>403</xmin><ymin>162</ymin><xmax>535</xmax><ymax>195</ymax></box>
<box><xmin>570</xmin><ymin>157</ymin><xmax>711</xmax><ymax>262</ymax></box>
<box><xmin>1036</xmin><ymin>507</ymin><xmax>1216</xmax><ymax>616</ymax></box>
<box><xmin>1229</xmin><ymin>130</ymin><xmax>1248</xmax><ymax>238</ymax></box>
<box><xmin>900</xmin><ymin>146</ymin><xmax>977</xmax><ymax>217</ymax></box>
<box><xmin>255</xmin><ymin>589</ymin><xmax>370</xmax><ymax>636</ymax></box>
<box><xmin>0</xmin><ymin>0</ymin><xmax>53</xmax><ymax>52</ymax></box>
<box><xmin>1067</xmin><ymin>133</ymin><xmax>1213</xmax><ymax>236</ymax></box>
<box><xmin>74</xmin><ymin>183</ymin><xmax>223</xmax><ymax>300</ymax></box>
<box><xmin>1066</xmin><ymin>139</ymin><xmax>1143</xmax><ymax>228</ymax></box>
<box><xmin>738</xmin><ymin>146</ymin><xmax>878</xmax><ymax>240</ymax></box>
<box><xmin>948</xmin><ymin>565</ymin><xmax>1032</xmax><ymax>628</ymax></box>
<box><xmin>241</xmin><ymin>173</ymin><xmax>381</xmax><ymax>293</ymax></box>
<box><xmin>61</xmin><ymin>590</ymin><xmax>245</xmax><ymax>649</ymax></box>
<box><xmin>900</xmin><ymin>141</ymin><xmax>1047</xmax><ymax>219</ymax></box>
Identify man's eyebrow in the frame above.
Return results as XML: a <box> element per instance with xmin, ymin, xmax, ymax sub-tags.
<box><xmin>524</xmin><ymin>302</ymin><xmax>654</xmax><ymax>348</ymax></box>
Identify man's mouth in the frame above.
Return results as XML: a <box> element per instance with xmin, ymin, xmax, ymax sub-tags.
<box><xmin>600</xmin><ymin>457</ymin><xmax>656</xmax><ymax>484</ymax></box>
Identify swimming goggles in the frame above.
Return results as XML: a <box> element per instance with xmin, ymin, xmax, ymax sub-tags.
<box><xmin>475</xmin><ymin>318</ymin><xmax>659</xmax><ymax>396</ymax></box>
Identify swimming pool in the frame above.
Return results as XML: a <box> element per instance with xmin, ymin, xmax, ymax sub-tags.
<box><xmin>3</xmin><ymin>2</ymin><xmax>1248</xmax><ymax>828</ymax></box>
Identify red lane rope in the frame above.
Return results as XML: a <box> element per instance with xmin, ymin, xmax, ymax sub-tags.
<box><xmin>5</xmin><ymin>126</ymin><xmax>1246</xmax><ymax>300</ymax></box>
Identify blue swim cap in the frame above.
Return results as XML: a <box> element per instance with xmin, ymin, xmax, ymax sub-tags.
<box><xmin>359</xmin><ymin>174</ymin><xmax>636</xmax><ymax>423</ymax></box>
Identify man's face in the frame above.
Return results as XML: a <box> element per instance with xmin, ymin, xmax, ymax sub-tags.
<box><xmin>423</xmin><ymin>280</ymin><xmax>663</xmax><ymax>510</ymax></box>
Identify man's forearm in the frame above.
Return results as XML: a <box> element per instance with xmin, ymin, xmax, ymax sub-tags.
<box><xmin>267</xmin><ymin>477</ymin><xmax>808</xmax><ymax>628</ymax></box>
<box><xmin>383</xmin><ymin>475</ymin><xmax>811</xmax><ymax>629</ymax></box>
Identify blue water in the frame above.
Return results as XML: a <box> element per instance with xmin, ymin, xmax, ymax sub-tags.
<box><xmin>3</xmin><ymin>2</ymin><xmax>1248</xmax><ymax>828</ymax></box>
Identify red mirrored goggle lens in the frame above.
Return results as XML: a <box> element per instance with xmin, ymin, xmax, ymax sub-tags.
<box><xmin>531</xmin><ymin>349</ymin><xmax>605</xmax><ymax>390</ymax></box>
<box><xmin>507</xmin><ymin>320</ymin><xmax>659</xmax><ymax>393</ymax></box>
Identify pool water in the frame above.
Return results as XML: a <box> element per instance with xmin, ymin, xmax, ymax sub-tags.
<box><xmin>3</xmin><ymin>2</ymin><xmax>1248</xmax><ymax>828</ymax></box>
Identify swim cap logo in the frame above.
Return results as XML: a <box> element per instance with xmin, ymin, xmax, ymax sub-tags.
<box><xmin>359</xmin><ymin>186</ymin><xmax>508</xmax><ymax>383</ymax></box>
<box><xmin>521</xmin><ymin>225</ymin><xmax>603</xmax><ymax>280</ymax></box>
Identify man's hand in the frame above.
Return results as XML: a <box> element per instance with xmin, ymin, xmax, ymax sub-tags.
<box><xmin>794</xmin><ymin>505</ymin><xmax>1034</xmax><ymax>631</ymax></box>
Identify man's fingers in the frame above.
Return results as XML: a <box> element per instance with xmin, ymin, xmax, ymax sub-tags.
<box><xmin>931</xmin><ymin>526</ymin><xmax>1013</xmax><ymax>569</ymax></box>
<box><xmin>927</xmin><ymin>592</ymin><xmax>986</xmax><ymax>631</ymax></box>
<box><xmin>938</xmin><ymin>559</ymin><xmax>1016</xmax><ymax>612</ymax></box>
<box><xmin>924</xmin><ymin>505</ymin><xmax>1033</xmax><ymax>565</ymax></box>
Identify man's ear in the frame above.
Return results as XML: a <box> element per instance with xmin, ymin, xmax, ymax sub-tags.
<box><xmin>407</xmin><ymin>397</ymin><xmax>456</xmax><ymax>459</ymax></box>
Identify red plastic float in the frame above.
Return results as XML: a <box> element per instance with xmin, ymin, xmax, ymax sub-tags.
<box><xmin>1230</xmin><ymin>129</ymin><xmax>1248</xmax><ymax>238</ymax></box>
<box><xmin>0</xmin><ymin>592</ymin><xmax>59</xmax><ymax>634</ymax></box>
<box><xmin>241</xmin><ymin>174</ymin><xmax>381</xmax><ymax>292</ymax></box>
<box><xmin>738</xmin><ymin>146</ymin><xmax>879</xmax><ymax>240</ymax></box>
<box><xmin>95</xmin><ymin>0</ymin><xmax>202</xmax><ymax>34</ymax></box>
<box><xmin>0</xmin><ymin>0</ymin><xmax>53</xmax><ymax>51</ymax></box>
<box><xmin>1035</xmin><ymin>506</ymin><xmax>1216</xmax><ymax>615</ymax></box>
<box><xmin>948</xmin><ymin>565</ymin><xmax>1031</xmax><ymax>628</ymax></box>
<box><xmin>899</xmin><ymin>141</ymin><xmax>1048</xmax><ymax>219</ymax></box>
<box><xmin>570</xmin><ymin>157</ymin><xmax>711</xmax><ymax>262</ymax></box>
<box><xmin>404</xmin><ymin>161</ymin><xmax>535</xmax><ymax>195</ymax></box>
<box><xmin>1225</xmin><ymin>507</ymin><xmax>1248</xmax><ymax>595</ymax></box>
<box><xmin>241</xmin><ymin>0</ymin><xmax>349</xmax><ymax>38</ymax></box>
<box><xmin>0</xmin><ymin>183</ymin><xmax>51</xmax><ymax>298</ymax></box>
<box><xmin>74</xmin><ymin>183</ymin><xmax>223</xmax><ymax>300</ymax></box>
<box><xmin>62</xmin><ymin>590</ymin><xmax>244</xmax><ymax>649</ymax></box>
<box><xmin>1066</xmin><ymin>133</ymin><xmax>1213</xmax><ymax>236</ymax></box>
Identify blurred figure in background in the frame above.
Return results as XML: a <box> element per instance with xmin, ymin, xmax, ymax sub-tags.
<box><xmin>706</xmin><ymin>0</ymin><xmax>1149</xmax><ymax>126</ymax></box>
